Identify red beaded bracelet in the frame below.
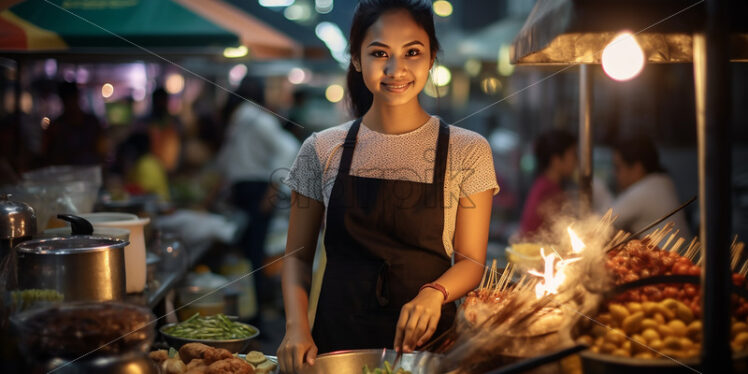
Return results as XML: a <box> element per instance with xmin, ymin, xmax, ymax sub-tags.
<box><xmin>419</xmin><ymin>282</ymin><xmax>448</xmax><ymax>302</ymax></box>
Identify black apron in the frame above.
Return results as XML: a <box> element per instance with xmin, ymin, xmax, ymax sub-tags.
<box><xmin>312</xmin><ymin>118</ymin><xmax>457</xmax><ymax>353</ymax></box>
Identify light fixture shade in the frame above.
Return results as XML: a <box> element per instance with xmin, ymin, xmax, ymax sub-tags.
<box><xmin>510</xmin><ymin>0</ymin><xmax>748</xmax><ymax>65</ymax></box>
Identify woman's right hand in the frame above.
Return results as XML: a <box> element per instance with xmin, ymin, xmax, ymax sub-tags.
<box><xmin>277</xmin><ymin>325</ymin><xmax>317</xmax><ymax>373</ymax></box>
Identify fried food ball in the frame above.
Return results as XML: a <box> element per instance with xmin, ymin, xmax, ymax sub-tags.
<box><xmin>162</xmin><ymin>358</ymin><xmax>187</xmax><ymax>374</ymax></box>
<box><xmin>184</xmin><ymin>359</ymin><xmax>208</xmax><ymax>374</ymax></box>
<box><xmin>205</xmin><ymin>358</ymin><xmax>255</xmax><ymax>374</ymax></box>
<box><xmin>148</xmin><ymin>349</ymin><xmax>169</xmax><ymax>364</ymax></box>
<box><xmin>179</xmin><ymin>343</ymin><xmax>233</xmax><ymax>364</ymax></box>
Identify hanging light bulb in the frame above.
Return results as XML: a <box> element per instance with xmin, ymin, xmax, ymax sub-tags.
<box><xmin>602</xmin><ymin>32</ymin><xmax>645</xmax><ymax>81</ymax></box>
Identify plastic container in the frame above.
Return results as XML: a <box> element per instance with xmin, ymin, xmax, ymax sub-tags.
<box><xmin>15</xmin><ymin>165</ymin><xmax>102</xmax><ymax>231</ymax></box>
<box><xmin>77</xmin><ymin>213</ymin><xmax>150</xmax><ymax>293</ymax></box>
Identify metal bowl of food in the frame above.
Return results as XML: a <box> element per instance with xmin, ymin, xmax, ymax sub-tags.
<box><xmin>11</xmin><ymin>301</ymin><xmax>155</xmax><ymax>362</ymax></box>
<box><xmin>159</xmin><ymin>314</ymin><xmax>259</xmax><ymax>353</ymax></box>
<box><xmin>298</xmin><ymin>349</ymin><xmax>441</xmax><ymax>374</ymax></box>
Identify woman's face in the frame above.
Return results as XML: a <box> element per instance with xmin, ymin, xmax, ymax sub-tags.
<box><xmin>560</xmin><ymin>146</ymin><xmax>578</xmax><ymax>178</ymax></box>
<box><xmin>613</xmin><ymin>151</ymin><xmax>637</xmax><ymax>191</ymax></box>
<box><xmin>354</xmin><ymin>9</ymin><xmax>433</xmax><ymax>108</ymax></box>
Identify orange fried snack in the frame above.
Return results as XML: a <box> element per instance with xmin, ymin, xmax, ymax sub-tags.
<box><xmin>179</xmin><ymin>343</ymin><xmax>233</xmax><ymax>364</ymax></box>
<box><xmin>184</xmin><ymin>358</ymin><xmax>208</xmax><ymax>374</ymax></box>
<box><xmin>205</xmin><ymin>358</ymin><xmax>255</xmax><ymax>374</ymax></box>
<box><xmin>148</xmin><ymin>349</ymin><xmax>169</xmax><ymax>364</ymax></box>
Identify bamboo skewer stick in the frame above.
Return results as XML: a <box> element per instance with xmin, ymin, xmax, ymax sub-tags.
<box><xmin>487</xmin><ymin>259</ymin><xmax>497</xmax><ymax>290</ymax></box>
<box><xmin>479</xmin><ymin>262</ymin><xmax>490</xmax><ymax>290</ymax></box>
<box><xmin>671</xmin><ymin>237</ymin><xmax>686</xmax><ymax>254</ymax></box>
<box><xmin>684</xmin><ymin>237</ymin><xmax>699</xmax><ymax>260</ymax></box>
<box><xmin>730</xmin><ymin>236</ymin><xmax>743</xmax><ymax>270</ymax></box>
<box><xmin>663</xmin><ymin>232</ymin><xmax>678</xmax><ymax>252</ymax></box>
<box><xmin>740</xmin><ymin>261</ymin><xmax>748</xmax><ymax>276</ymax></box>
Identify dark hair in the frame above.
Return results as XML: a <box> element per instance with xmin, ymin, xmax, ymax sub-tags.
<box><xmin>222</xmin><ymin>76</ymin><xmax>265</xmax><ymax>123</ymax></box>
<box><xmin>534</xmin><ymin>129</ymin><xmax>576</xmax><ymax>172</ymax></box>
<box><xmin>614</xmin><ymin>134</ymin><xmax>664</xmax><ymax>174</ymax></box>
<box><xmin>112</xmin><ymin>132</ymin><xmax>150</xmax><ymax>174</ymax></box>
<box><xmin>346</xmin><ymin>0</ymin><xmax>440</xmax><ymax>118</ymax></box>
<box><xmin>57</xmin><ymin>81</ymin><xmax>79</xmax><ymax>101</ymax></box>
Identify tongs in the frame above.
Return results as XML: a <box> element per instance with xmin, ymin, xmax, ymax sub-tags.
<box><xmin>382</xmin><ymin>326</ymin><xmax>455</xmax><ymax>372</ymax></box>
<box><xmin>392</xmin><ymin>345</ymin><xmax>404</xmax><ymax>372</ymax></box>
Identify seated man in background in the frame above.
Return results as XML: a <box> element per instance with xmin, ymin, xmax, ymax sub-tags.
<box><xmin>612</xmin><ymin>135</ymin><xmax>691</xmax><ymax>238</ymax></box>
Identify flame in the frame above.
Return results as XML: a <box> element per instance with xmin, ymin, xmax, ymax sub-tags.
<box><xmin>568</xmin><ymin>227</ymin><xmax>586</xmax><ymax>254</ymax></box>
<box><xmin>528</xmin><ymin>248</ymin><xmax>581</xmax><ymax>299</ymax></box>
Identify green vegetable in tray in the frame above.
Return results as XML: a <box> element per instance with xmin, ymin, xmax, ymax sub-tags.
<box><xmin>362</xmin><ymin>361</ymin><xmax>412</xmax><ymax>374</ymax></box>
<box><xmin>11</xmin><ymin>289</ymin><xmax>64</xmax><ymax>311</ymax></box>
<box><xmin>162</xmin><ymin>313</ymin><xmax>257</xmax><ymax>340</ymax></box>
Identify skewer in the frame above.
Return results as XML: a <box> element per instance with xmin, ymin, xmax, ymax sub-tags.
<box><xmin>494</xmin><ymin>265</ymin><xmax>507</xmax><ymax>293</ymax></box>
<box><xmin>670</xmin><ymin>237</ymin><xmax>686</xmax><ymax>254</ymax></box>
<box><xmin>685</xmin><ymin>237</ymin><xmax>700</xmax><ymax>261</ymax></box>
<box><xmin>606</xmin><ymin>196</ymin><xmax>697</xmax><ymax>253</ymax></box>
<box><xmin>498</xmin><ymin>265</ymin><xmax>515</xmax><ymax>293</ymax></box>
<box><xmin>646</xmin><ymin>222</ymin><xmax>674</xmax><ymax>250</ymax></box>
<box><xmin>740</xmin><ymin>261</ymin><xmax>748</xmax><ymax>277</ymax></box>
<box><xmin>594</xmin><ymin>209</ymin><xmax>615</xmax><ymax>234</ymax></box>
<box><xmin>487</xmin><ymin>259</ymin><xmax>497</xmax><ymax>289</ymax></box>
<box><xmin>663</xmin><ymin>232</ymin><xmax>678</xmax><ymax>252</ymax></box>
<box><xmin>730</xmin><ymin>236</ymin><xmax>743</xmax><ymax>270</ymax></box>
<box><xmin>479</xmin><ymin>262</ymin><xmax>490</xmax><ymax>290</ymax></box>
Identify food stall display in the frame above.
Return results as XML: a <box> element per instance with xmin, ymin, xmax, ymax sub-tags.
<box><xmin>149</xmin><ymin>343</ymin><xmax>277</xmax><ymax>374</ymax></box>
<box><xmin>510</xmin><ymin>0</ymin><xmax>748</xmax><ymax>371</ymax></box>
<box><xmin>422</xmin><ymin>210</ymin><xmax>748</xmax><ymax>373</ymax></box>
<box><xmin>577</xmin><ymin>228</ymin><xmax>748</xmax><ymax>358</ymax></box>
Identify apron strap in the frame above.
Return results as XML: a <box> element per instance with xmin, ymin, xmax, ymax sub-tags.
<box><xmin>433</xmin><ymin>120</ymin><xmax>450</xmax><ymax>187</ymax></box>
<box><xmin>339</xmin><ymin>118</ymin><xmax>362</xmax><ymax>176</ymax></box>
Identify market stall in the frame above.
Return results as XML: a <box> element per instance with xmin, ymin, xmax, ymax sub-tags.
<box><xmin>0</xmin><ymin>0</ymin><xmax>300</xmax><ymax>59</ymax></box>
<box><xmin>509</xmin><ymin>0</ymin><xmax>748</xmax><ymax>372</ymax></box>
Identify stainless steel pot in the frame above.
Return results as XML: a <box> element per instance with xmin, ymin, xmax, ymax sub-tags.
<box><xmin>298</xmin><ymin>349</ymin><xmax>441</xmax><ymax>374</ymax></box>
<box><xmin>15</xmin><ymin>236</ymin><xmax>128</xmax><ymax>301</ymax></box>
<box><xmin>0</xmin><ymin>193</ymin><xmax>36</xmax><ymax>254</ymax></box>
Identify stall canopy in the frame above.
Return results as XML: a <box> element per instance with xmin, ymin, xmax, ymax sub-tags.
<box><xmin>0</xmin><ymin>0</ymin><xmax>301</xmax><ymax>59</ymax></box>
<box><xmin>222</xmin><ymin>0</ymin><xmax>329</xmax><ymax>59</ymax></box>
<box><xmin>511</xmin><ymin>0</ymin><xmax>748</xmax><ymax>64</ymax></box>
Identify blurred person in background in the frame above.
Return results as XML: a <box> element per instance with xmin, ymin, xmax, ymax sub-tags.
<box><xmin>611</xmin><ymin>135</ymin><xmax>691</xmax><ymax>237</ymax></box>
<box><xmin>519</xmin><ymin>129</ymin><xmax>577</xmax><ymax>238</ymax></box>
<box><xmin>114</xmin><ymin>132</ymin><xmax>170</xmax><ymax>201</ymax></box>
<box><xmin>141</xmin><ymin>87</ymin><xmax>182</xmax><ymax>173</ymax></box>
<box><xmin>42</xmin><ymin>82</ymin><xmax>106</xmax><ymax>166</ymax></box>
<box><xmin>216</xmin><ymin>75</ymin><xmax>299</xmax><ymax>313</ymax></box>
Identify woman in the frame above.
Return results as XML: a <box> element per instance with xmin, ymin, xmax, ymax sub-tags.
<box><xmin>278</xmin><ymin>1</ymin><xmax>498</xmax><ymax>372</ymax></box>
<box><xmin>519</xmin><ymin>129</ymin><xmax>577</xmax><ymax>238</ymax></box>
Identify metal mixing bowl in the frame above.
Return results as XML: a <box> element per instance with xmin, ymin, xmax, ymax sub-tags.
<box><xmin>159</xmin><ymin>321</ymin><xmax>259</xmax><ymax>353</ymax></box>
<box><xmin>298</xmin><ymin>349</ymin><xmax>441</xmax><ymax>374</ymax></box>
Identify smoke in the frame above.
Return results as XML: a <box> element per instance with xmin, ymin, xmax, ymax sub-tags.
<box><xmin>437</xmin><ymin>208</ymin><xmax>619</xmax><ymax>373</ymax></box>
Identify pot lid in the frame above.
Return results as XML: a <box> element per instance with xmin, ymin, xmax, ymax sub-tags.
<box><xmin>42</xmin><ymin>227</ymin><xmax>131</xmax><ymax>241</ymax></box>
<box><xmin>0</xmin><ymin>193</ymin><xmax>37</xmax><ymax>239</ymax></box>
<box><xmin>15</xmin><ymin>236</ymin><xmax>128</xmax><ymax>255</ymax></box>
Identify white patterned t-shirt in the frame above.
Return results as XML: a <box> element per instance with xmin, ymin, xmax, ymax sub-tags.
<box><xmin>283</xmin><ymin>115</ymin><xmax>499</xmax><ymax>256</ymax></box>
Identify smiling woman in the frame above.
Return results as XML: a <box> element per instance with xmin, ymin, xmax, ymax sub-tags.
<box><xmin>277</xmin><ymin>1</ymin><xmax>500</xmax><ymax>373</ymax></box>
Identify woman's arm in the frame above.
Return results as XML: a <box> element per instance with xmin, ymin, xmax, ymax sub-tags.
<box><xmin>394</xmin><ymin>189</ymin><xmax>493</xmax><ymax>352</ymax></box>
<box><xmin>278</xmin><ymin>191</ymin><xmax>325</xmax><ymax>373</ymax></box>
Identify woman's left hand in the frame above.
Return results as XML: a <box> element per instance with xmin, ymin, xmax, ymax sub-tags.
<box><xmin>393</xmin><ymin>287</ymin><xmax>445</xmax><ymax>353</ymax></box>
